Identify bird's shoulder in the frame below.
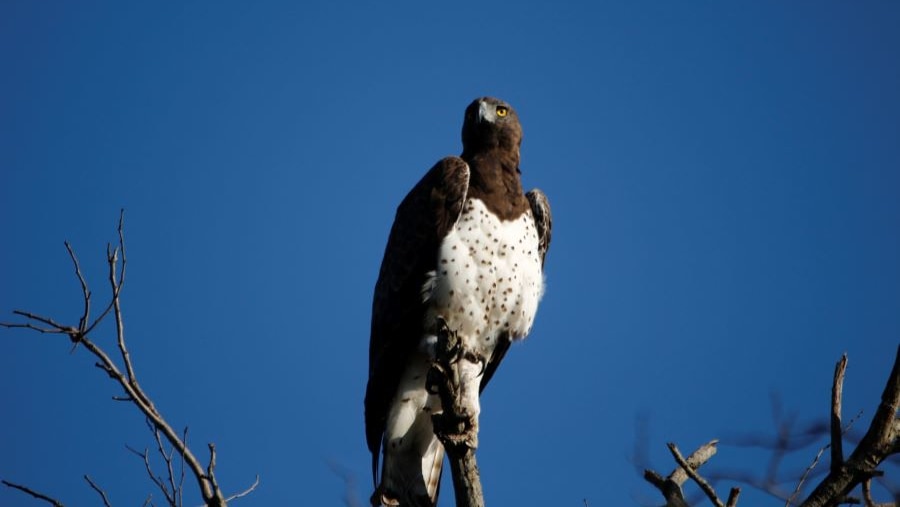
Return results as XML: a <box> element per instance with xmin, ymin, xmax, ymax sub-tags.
<box><xmin>525</xmin><ymin>188</ymin><xmax>552</xmax><ymax>266</ymax></box>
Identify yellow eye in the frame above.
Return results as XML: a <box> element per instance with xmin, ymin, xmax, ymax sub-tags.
<box><xmin>496</xmin><ymin>106</ymin><xmax>508</xmax><ymax>117</ymax></box>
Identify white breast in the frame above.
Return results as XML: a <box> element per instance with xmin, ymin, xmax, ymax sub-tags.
<box><xmin>426</xmin><ymin>198</ymin><xmax>545</xmax><ymax>356</ymax></box>
<box><xmin>381</xmin><ymin>198</ymin><xmax>545</xmax><ymax>494</ymax></box>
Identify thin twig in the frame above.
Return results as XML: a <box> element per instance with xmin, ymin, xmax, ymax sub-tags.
<box><xmin>152</xmin><ymin>422</ymin><xmax>179</xmax><ymax>506</ymax></box>
<box><xmin>127</xmin><ymin>443</ymin><xmax>173</xmax><ymax>505</ymax></box>
<box><xmin>84</xmin><ymin>475</ymin><xmax>113</xmax><ymax>507</ymax></box>
<box><xmin>1</xmin><ymin>480</ymin><xmax>65</xmax><ymax>507</ymax></box>
<box><xmin>786</xmin><ymin>443</ymin><xmax>828</xmax><ymax>506</ymax></box>
<box><xmin>0</xmin><ymin>320</ymin><xmax>68</xmax><ymax>334</ymax></box>
<box><xmin>225</xmin><ymin>475</ymin><xmax>261</xmax><ymax>502</ymax></box>
<box><xmin>784</xmin><ymin>411</ymin><xmax>864</xmax><ymax>507</ymax></box>
<box><xmin>4</xmin><ymin>310</ymin><xmax>71</xmax><ymax>332</ymax></box>
<box><xmin>3</xmin><ymin>212</ymin><xmax>243</xmax><ymax>507</ymax></box>
<box><xmin>64</xmin><ymin>241</ymin><xmax>91</xmax><ymax>334</ymax></box>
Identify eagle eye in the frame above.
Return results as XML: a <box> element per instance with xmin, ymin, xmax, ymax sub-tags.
<box><xmin>496</xmin><ymin>106</ymin><xmax>509</xmax><ymax>117</ymax></box>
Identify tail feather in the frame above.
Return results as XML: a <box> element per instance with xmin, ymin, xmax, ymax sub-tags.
<box><xmin>377</xmin><ymin>435</ymin><xmax>444</xmax><ymax>507</ymax></box>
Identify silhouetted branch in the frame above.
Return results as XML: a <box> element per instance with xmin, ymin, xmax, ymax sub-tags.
<box><xmin>831</xmin><ymin>354</ymin><xmax>848</xmax><ymax>473</ymax></box>
<box><xmin>642</xmin><ymin>348</ymin><xmax>900</xmax><ymax>507</ymax></box>
<box><xmin>1</xmin><ymin>211</ymin><xmax>255</xmax><ymax>506</ymax></box>
<box><xmin>800</xmin><ymin>346</ymin><xmax>900</xmax><ymax>507</ymax></box>
<box><xmin>1</xmin><ymin>480</ymin><xmax>64</xmax><ymax>507</ymax></box>
<box><xmin>84</xmin><ymin>475</ymin><xmax>113</xmax><ymax>507</ymax></box>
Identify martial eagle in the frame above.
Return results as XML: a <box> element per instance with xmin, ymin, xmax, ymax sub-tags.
<box><xmin>365</xmin><ymin>97</ymin><xmax>552</xmax><ymax>506</ymax></box>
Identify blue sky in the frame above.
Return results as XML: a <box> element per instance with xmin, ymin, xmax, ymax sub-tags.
<box><xmin>2</xmin><ymin>1</ymin><xmax>899</xmax><ymax>505</ymax></box>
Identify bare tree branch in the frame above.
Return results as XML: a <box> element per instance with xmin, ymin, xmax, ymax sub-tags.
<box><xmin>149</xmin><ymin>420</ymin><xmax>180</xmax><ymax>506</ymax></box>
<box><xmin>725</xmin><ymin>487</ymin><xmax>741</xmax><ymax>507</ymax></box>
<box><xmin>127</xmin><ymin>442</ymin><xmax>176</xmax><ymax>506</ymax></box>
<box><xmin>831</xmin><ymin>354</ymin><xmax>848</xmax><ymax>474</ymax></box>
<box><xmin>643</xmin><ymin>440</ymin><xmax>733</xmax><ymax>507</ymax></box>
<box><xmin>84</xmin><ymin>475</ymin><xmax>113</xmax><ymax>507</ymax></box>
<box><xmin>63</xmin><ymin>241</ymin><xmax>90</xmax><ymax>336</ymax></box>
<box><xmin>668</xmin><ymin>442</ymin><xmax>726</xmax><ymax>507</ymax></box>
<box><xmin>801</xmin><ymin>345</ymin><xmax>900</xmax><ymax>507</ymax></box>
<box><xmin>786</xmin><ymin>440</ymin><xmax>829</xmax><ymax>506</ymax></box>
<box><xmin>225</xmin><ymin>476</ymin><xmax>261</xmax><ymax>503</ymax></box>
<box><xmin>784</xmin><ymin>355</ymin><xmax>855</xmax><ymax>506</ymax></box>
<box><xmin>1</xmin><ymin>480</ymin><xmax>65</xmax><ymax>507</ymax></box>
<box><xmin>1</xmin><ymin>211</ymin><xmax>249</xmax><ymax>506</ymax></box>
<box><xmin>428</xmin><ymin>319</ymin><xmax>484</xmax><ymax>507</ymax></box>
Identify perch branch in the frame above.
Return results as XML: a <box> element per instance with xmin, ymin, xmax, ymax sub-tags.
<box><xmin>428</xmin><ymin>319</ymin><xmax>485</xmax><ymax>507</ymax></box>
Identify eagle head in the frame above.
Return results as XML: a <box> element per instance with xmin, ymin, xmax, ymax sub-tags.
<box><xmin>461</xmin><ymin>97</ymin><xmax>522</xmax><ymax>156</ymax></box>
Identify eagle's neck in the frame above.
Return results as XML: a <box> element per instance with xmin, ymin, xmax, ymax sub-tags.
<box><xmin>462</xmin><ymin>148</ymin><xmax>528</xmax><ymax>221</ymax></box>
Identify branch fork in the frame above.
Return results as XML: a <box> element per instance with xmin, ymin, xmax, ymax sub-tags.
<box><xmin>1</xmin><ymin>211</ymin><xmax>258</xmax><ymax>506</ymax></box>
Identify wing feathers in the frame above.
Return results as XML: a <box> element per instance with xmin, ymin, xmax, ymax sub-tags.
<box><xmin>366</xmin><ymin>157</ymin><xmax>470</xmax><ymax>480</ymax></box>
<box><xmin>526</xmin><ymin>188</ymin><xmax>552</xmax><ymax>267</ymax></box>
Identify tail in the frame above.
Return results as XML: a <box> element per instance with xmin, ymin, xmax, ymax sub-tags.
<box><xmin>374</xmin><ymin>435</ymin><xmax>444</xmax><ymax>507</ymax></box>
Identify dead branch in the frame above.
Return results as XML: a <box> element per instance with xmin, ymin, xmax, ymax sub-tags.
<box><xmin>668</xmin><ymin>442</ymin><xmax>729</xmax><ymax>507</ymax></box>
<box><xmin>84</xmin><ymin>475</ymin><xmax>113</xmax><ymax>507</ymax></box>
<box><xmin>643</xmin><ymin>439</ymin><xmax>738</xmax><ymax>507</ymax></box>
<box><xmin>427</xmin><ymin>319</ymin><xmax>484</xmax><ymax>507</ymax></box>
<box><xmin>1</xmin><ymin>480</ymin><xmax>65</xmax><ymax>507</ymax></box>
<box><xmin>831</xmin><ymin>355</ymin><xmax>848</xmax><ymax>473</ymax></box>
<box><xmin>800</xmin><ymin>345</ymin><xmax>900</xmax><ymax>507</ymax></box>
<box><xmin>1</xmin><ymin>211</ymin><xmax>253</xmax><ymax>506</ymax></box>
<box><xmin>642</xmin><ymin>349</ymin><xmax>900</xmax><ymax>507</ymax></box>
<box><xmin>225</xmin><ymin>476</ymin><xmax>261</xmax><ymax>503</ymax></box>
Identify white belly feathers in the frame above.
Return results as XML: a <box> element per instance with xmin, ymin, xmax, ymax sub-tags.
<box><xmin>425</xmin><ymin>197</ymin><xmax>545</xmax><ymax>353</ymax></box>
<box><xmin>381</xmin><ymin>197</ymin><xmax>545</xmax><ymax>491</ymax></box>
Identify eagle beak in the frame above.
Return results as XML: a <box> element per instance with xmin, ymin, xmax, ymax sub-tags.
<box><xmin>477</xmin><ymin>100</ymin><xmax>494</xmax><ymax>124</ymax></box>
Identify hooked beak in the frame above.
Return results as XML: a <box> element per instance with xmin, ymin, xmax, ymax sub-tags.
<box><xmin>477</xmin><ymin>100</ymin><xmax>495</xmax><ymax>124</ymax></box>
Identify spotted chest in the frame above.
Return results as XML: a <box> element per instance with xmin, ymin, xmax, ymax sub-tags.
<box><xmin>425</xmin><ymin>197</ymin><xmax>544</xmax><ymax>355</ymax></box>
